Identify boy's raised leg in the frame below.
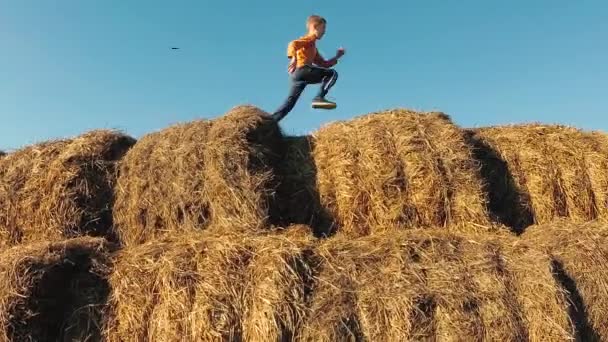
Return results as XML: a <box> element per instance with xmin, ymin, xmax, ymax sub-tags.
<box><xmin>312</xmin><ymin>68</ymin><xmax>338</xmax><ymax>109</ymax></box>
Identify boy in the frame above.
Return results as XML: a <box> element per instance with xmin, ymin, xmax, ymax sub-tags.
<box><xmin>271</xmin><ymin>15</ymin><xmax>346</xmax><ymax>122</ymax></box>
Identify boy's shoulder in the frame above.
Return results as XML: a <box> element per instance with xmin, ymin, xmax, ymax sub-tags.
<box><xmin>291</xmin><ymin>35</ymin><xmax>316</xmax><ymax>43</ymax></box>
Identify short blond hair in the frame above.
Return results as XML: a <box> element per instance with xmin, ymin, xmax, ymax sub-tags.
<box><xmin>307</xmin><ymin>15</ymin><xmax>326</xmax><ymax>27</ymax></box>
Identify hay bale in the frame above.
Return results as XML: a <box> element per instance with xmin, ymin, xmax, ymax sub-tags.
<box><xmin>524</xmin><ymin>220</ymin><xmax>608</xmax><ymax>340</ymax></box>
<box><xmin>308</xmin><ymin>109</ymin><xmax>490</xmax><ymax>236</ymax></box>
<box><xmin>300</xmin><ymin>229</ymin><xmax>573</xmax><ymax>341</ymax></box>
<box><xmin>104</xmin><ymin>227</ymin><xmax>316</xmax><ymax>342</ymax></box>
<box><xmin>203</xmin><ymin>105</ymin><xmax>284</xmax><ymax>229</ymax></box>
<box><xmin>0</xmin><ymin>130</ymin><xmax>135</xmax><ymax>246</ymax></box>
<box><xmin>469</xmin><ymin>125</ymin><xmax>608</xmax><ymax>230</ymax></box>
<box><xmin>113</xmin><ymin>106</ymin><xmax>284</xmax><ymax>246</ymax></box>
<box><xmin>0</xmin><ymin>237</ymin><xmax>113</xmax><ymax>342</ymax></box>
<box><xmin>113</xmin><ymin>120</ymin><xmax>213</xmax><ymax>246</ymax></box>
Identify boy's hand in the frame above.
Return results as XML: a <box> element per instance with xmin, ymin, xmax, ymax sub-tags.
<box><xmin>336</xmin><ymin>47</ymin><xmax>346</xmax><ymax>58</ymax></box>
<box><xmin>287</xmin><ymin>57</ymin><xmax>297</xmax><ymax>73</ymax></box>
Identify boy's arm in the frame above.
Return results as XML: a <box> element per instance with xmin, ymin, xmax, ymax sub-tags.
<box><xmin>314</xmin><ymin>53</ymin><xmax>338</xmax><ymax>68</ymax></box>
<box><xmin>314</xmin><ymin>48</ymin><xmax>346</xmax><ymax>68</ymax></box>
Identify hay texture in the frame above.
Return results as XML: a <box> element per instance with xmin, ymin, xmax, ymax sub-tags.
<box><xmin>104</xmin><ymin>227</ymin><xmax>316</xmax><ymax>342</ymax></box>
<box><xmin>113</xmin><ymin>106</ymin><xmax>284</xmax><ymax>246</ymax></box>
<box><xmin>0</xmin><ymin>130</ymin><xmax>134</xmax><ymax>246</ymax></box>
<box><xmin>468</xmin><ymin>125</ymin><xmax>608</xmax><ymax>230</ymax></box>
<box><xmin>275</xmin><ymin>136</ymin><xmax>334</xmax><ymax>231</ymax></box>
<box><xmin>301</xmin><ymin>229</ymin><xmax>573</xmax><ymax>341</ymax></box>
<box><xmin>105</xmin><ymin>225</ymin><xmax>579</xmax><ymax>341</ymax></box>
<box><xmin>524</xmin><ymin>220</ymin><xmax>608</xmax><ymax>340</ymax></box>
<box><xmin>308</xmin><ymin>109</ymin><xmax>490</xmax><ymax>236</ymax></box>
<box><xmin>113</xmin><ymin>120</ymin><xmax>213</xmax><ymax>246</ymax></box>
<box><xmin>0</xmin><ymin>237</ymin><xmax>113</xmax><ymax>342</ymax></box>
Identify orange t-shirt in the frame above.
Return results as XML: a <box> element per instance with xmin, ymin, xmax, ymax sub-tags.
<box><xmin>287</xmin><ymin>35</ymin><xmax>336</xmax><ymax>68</ymax></box>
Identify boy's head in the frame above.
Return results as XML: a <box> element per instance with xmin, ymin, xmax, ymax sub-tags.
<box><xmin>307</xmin><ymin>15</ymin><xmax>326</xmax><ymax>39</ymax></box>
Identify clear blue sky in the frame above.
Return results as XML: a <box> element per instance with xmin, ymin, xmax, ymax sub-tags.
<box><xmin>1</xmin><ymin>1</ymin><xmax>606</xmax><ymax>149</ymax></box>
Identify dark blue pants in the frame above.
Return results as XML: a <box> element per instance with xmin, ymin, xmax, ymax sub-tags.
<box><xmin>272</xmin><ymin>65</ymin><xmax>338</xmax><ymax>122</ymax></box>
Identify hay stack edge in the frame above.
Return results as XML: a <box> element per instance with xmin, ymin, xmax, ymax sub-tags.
<box><xmin>0</xmin><ymin>105</ymin><xmax>607</xmax><ymax>341</ymax></box>
<box><xmin>0</xmin><ymin>130</ymin><xmax>135</xmax><ymax>247</ymax></box>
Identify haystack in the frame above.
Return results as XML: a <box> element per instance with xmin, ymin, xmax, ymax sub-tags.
<box><xmin>306</xmin><ymin>109</ymin><xmax>491</xmax><ymax>236</ymax></box>
<box><xmin>203</xmin><ymin>105</ymin><xmax>284</xmax><ymax>229</ymax></box>
<box><xmin>524</xmin><ymin>220</ymin><xmax>608</xmax><ymax>340</ymax></box>
<box><xmin>113</xmin><ymin>119</ymin><xmax>213</xmax><ymax>245</ymax></box>
<box><xmin>468</xmin><ymin>125</ymin><xmax>608</xmax><ymax>230</ymax></box>
<box><xmin>0</xmin><ymin>130</ymin><xmax>135</xmax><ymax>246</ymax></box>
<box><xmin>103</xmin><ymin>227</ymin><xmax>316</xmax><ymax>342</ymax></box>
<box><xmin>0</xmin><ymin>237</ymin><xmax>113</xmax><ymax>342</ymax></box>
<box><xmin>300</xmin><ymin>229</ymin><xmax>574</xmax><ymax>341</ymax></box>
<box><xmin>113</xmin><ymin>106</ymin><xmax>284</xmax><ymax>246</ymax></box>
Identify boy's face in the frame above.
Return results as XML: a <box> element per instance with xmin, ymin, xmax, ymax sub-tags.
<box><xmin>309</xmin><ymin>22</ymin><xmax>326</xmax><ymax>39</ymax></box>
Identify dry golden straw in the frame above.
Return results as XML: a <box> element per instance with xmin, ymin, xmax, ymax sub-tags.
<box><xmin>113</xmin><ymin>106</ymin><xmax>284</xmax><ymax>246</ymax></box>
<box><xmin>469</xmin><ymin>124</ymin><xmax>608</xmax><ymax>230</ymax></box>
<box><xmin>0</xmin><ymin>237</ymin><xmax>113</xmax><ymax>342</ymax></box>
<box><xmin>524</xmin><ymin>219</ymin><xmax>608</xmax><ymax>340</ymax></box>
<box><xmin>103</xmin><ymin>225</ymin><xmax>581</xmax><ymax>341</ymax></box>
<box><xmin>302</xmin><ymin>229</ymin><xmax>573</xmax><ymax>341</ymax></box>
<box><xmin>104</xmin><ymin>227</ymin><xmax>316</xmax><ymax>342</ymax></box>
<box><xmin>307</xmin><ymin>109</ymin><xmax>491</xmax><ymax>236</ymax></box>
<box><xmin>0</xmin><ymin>130</ymin><xmax>134</xmax><ymax>246</ymax></box>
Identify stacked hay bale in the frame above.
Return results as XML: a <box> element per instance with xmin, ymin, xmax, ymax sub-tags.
<box><xmin>524</xmin><ymin>220</ymin><xmax>608</xmax><ymax>340</ymax></box>
<box><xmin>302</xmin><ymin>229</ymin><xmax>574</xmax><ymax>341</ymax></box>
<box><xmin>4</xmin><ymin>105</ymin><xmax>608</xmax><ymax>341</ymax></box>
<box><xmin>103</xmin><ymin>227</ymin><xmax>579</xmax><ymax>341</ymax></box>
<box><xmin>0</xmin><ymin>130</ymin><xmax>135</xmax><ymax>246</ymax></box>
<box><xmin>0</xmin><ymin>237</ymin><xmax>113</xmax><ymax>342</ymax></box>
<box><xmin>103</xmin><ymin>227</ymin><xmax>316</xmax><ymax>342</ymax></box>
<box><xmin>468</xmin><ymin>125</ymin><xmax>608</xmax><ymax>230</ymax></box>
<box><xmin>113</xmin><ymin>106</ymin><xmax>284</xmax><ymax>246</ymax></box>
<box><xmin>295</xmin><ymin>109</ymin><xmax>492</xmax><ymax>236</ymax></box>
<box><xmin>112</xmin><ymin>120</ymin><xmax>213</xmax><ymax>246</ymax></box>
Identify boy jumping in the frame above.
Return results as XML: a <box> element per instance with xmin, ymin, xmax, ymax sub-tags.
<box><xmin>271</xmin><ymin>15</ymin><xmax>346</xmax><ymax>122</ymax></box>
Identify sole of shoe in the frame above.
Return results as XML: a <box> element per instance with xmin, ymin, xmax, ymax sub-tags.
<box><xmin>312</xmin><ymin>102</ymin><xmax>337</xmax><ymax>110</ymax></box>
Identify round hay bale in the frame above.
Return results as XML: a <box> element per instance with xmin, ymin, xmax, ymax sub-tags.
<box><xmin>469</xmin><ymin>125</ymin><xmax>608</xmax><ymax>230</ymax></box>
<box><xmin>524</xmin><ymin>220</ymin><xmax>608</xmax><ymax>340</ymax></box>
<box><xmin>203</xmin><ymin>105</ymin><xmax>284</xmax><ymax>230</ymax></box>
<box><xmin>113</xmin><ymin>106</ymin><xmax>284</xmax><ymax>246</ymax></box>
<box><xmin>308</xmin><ymin>109</ymin><xmax>490</xmax><ymax>236</ymax></box>
<box><xmin>242</xmin><ymin>226</ymin><xmax>317</xmax><ymax>341</ymax></box>
<box><xmin>300</xmin><ymin>229</ymin><xmax>573</xmax><ymax>341</ymax></box>
<box><xmin>0</xmin><ymin>237</ymin><xmax>113</xmax><ymax>342</ymax></box>
<box><xmin>0</xmin><ymin>130</ymin><xmax>135</xmax><ymax>246</ymax></box>
<box><xmin>104</xmin><ymin>227</ymin><xmax>316</xmax><ymax>342</ymax></box>
<box><xmin>113</xmin><ymin>120</ymin><xmax>213</xmax><ymax>246</ymax></box>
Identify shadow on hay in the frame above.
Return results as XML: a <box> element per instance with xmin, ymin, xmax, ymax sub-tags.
<box><xmin>74</xmin><ymin>135</ymin><xmax>135</xmax><ymax>244</ymax></box>
<box><xmin>463</xmin><ymin>131</ymin><xmax>534</xmax><ymax>234</ymax></box>
<box><xmin>7</xmin><ymin>248</ymin><xmax>110</xmax><ymax>341</ymax></box>
<box><xmin>551</xmin><ymin>259</ymin><xmax>600</xmax><ymax>341</ymax></box>
<box><xmin>274</xmin><ymin>136</ymin><xmax>336</xmax><ymax>237</ymax></box>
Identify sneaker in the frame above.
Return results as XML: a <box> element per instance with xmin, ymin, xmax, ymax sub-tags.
<box><xmin>312</xmin><ymin>97</ymin><xmax>337</xmax><ymax>110</ymax></box>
